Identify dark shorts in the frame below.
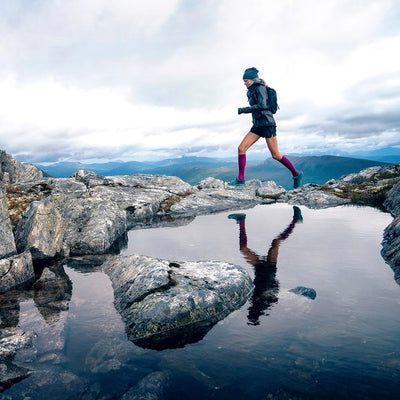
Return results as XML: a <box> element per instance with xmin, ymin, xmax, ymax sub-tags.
<box><xmin>250</xmin><ymin>125</ymin><xmax>276</xmax><ymax>138</ymax></box>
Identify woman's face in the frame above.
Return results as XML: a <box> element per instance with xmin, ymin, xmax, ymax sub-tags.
<box><xmin>243</xmin><ymin>79</ymin><xmax>254</xmax><ymax>88</ymax></box>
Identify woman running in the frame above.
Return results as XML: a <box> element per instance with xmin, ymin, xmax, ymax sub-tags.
<box><xmin>231</xmin><ymin>67</ymin><xmax>303</xmax><ymax>189</ymax></box>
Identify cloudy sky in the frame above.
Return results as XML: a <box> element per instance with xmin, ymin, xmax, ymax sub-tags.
<box><xmin>0</xmin><ymin>0</ymin><xmax>399</xmax><ymax>163</ymax></box>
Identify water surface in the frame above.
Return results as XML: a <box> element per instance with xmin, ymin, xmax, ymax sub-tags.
<box><xmin>4</xmin><ymin>204</ymin><xmax>400</xmax><ymax>399</ymax></box>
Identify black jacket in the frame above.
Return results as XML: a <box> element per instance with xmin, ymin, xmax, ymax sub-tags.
<box><xmin>238</xmin><ymin>81</ymin><xmax>276</xmax><ymax>127</ymax></box>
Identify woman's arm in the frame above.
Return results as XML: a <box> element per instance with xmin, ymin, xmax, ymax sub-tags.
<box><xmin>238</xmin><ymin>85</ymin><xmax>268</xmax><ymax>114</ymax></box>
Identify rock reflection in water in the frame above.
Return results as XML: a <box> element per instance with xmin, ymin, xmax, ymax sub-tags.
<box><xmin>33</xmin><ymin>261</ymin><xmax>72</xmax><ymax>325</ymax></box>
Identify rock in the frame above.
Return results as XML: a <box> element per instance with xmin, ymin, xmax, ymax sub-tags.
<box><xmin>384</xmin><ymin>180</ymin><xmax>400</xmax><ymax>218</ymax></box>
<box><xmin>289</xmin><ymin>286</ymin><xmax>317</xmax><ymax>300</ymax></box>
<box><xmin>381</xmin><ymin>177</ymin><xmax>400</xmax><ymax>287</ymax></box>
<box><xmin>13</xmin><ymin>173</ymin><xmax>195</xmax><ymax>259</ymax></box>
<box><xmin>279</xmin><ymin>184</ymin><xmax>351</xmax><ymax>209</ymax></box>
<box><xmin>323</xmin><ymin>164</ymin><xmax>400</xmax><ymax>207</ymax></box>
<box><xmin>255</xmin><ymin>180</ymin><xmax>287</xmax><ymax>198</ymax></box>
<box><xmin>61</xmin><ymin>197</ymin><xmax>128</xmax><ymax>256</ymax></box>
<box><xmin>6</xmin><ymin>161</ymin><xmax>400</xmax><ymax>262</ymax></box>
<box><xmin>0</xmin><ymin>358</ymin><xmax>31</xmax><ymax>392</ymax></box>
<box><xmin>1</xmin><ymin>367</ymin><xmax>86</xmax><ymax>400</ymax></box>
<box><xmin>0</xmin><ymin>182</ymin><xmax>16</xmax><ymax>258</ymax></box>
<box><xmin>15</xmin><ymin>177</ymin><xmax>87</xmax><ymax>195</ymax></box>
<box><xmin>70</xmin><ymin>169</ymin><xmax>107</xmax><ymax>188</ymax></box>
<box><xmin>381</xmin><ymin>216</ymin><xmax>400</xmax><ymax>285</ymax></box>
<box><xmin>121</xmin><ymin>371</ymin><xmax>171</xmax><ymax>400</ymax></box>
<box><xmin>0</xmin><ymin>328</ymin><xmax>37</xmax><ymax>359</ymax></box>
<box><xmin>15</xmin><ymin>199</ymin><xmax>67</xmax><ymax>259</ymax></box>
<box><xmin>0</xmin><ymin>251</ymin><xmax>34</xmax><ymax>294</ymax></box>
<box><xmin>0</xmin><ymin>150</ymin><xmax>43</xmax><ymax>184</ymax></box>
<box><xmin>104</xmin><ymin>174</ymin><xmax>193</xmax><ymax>195</ymax></box>
<box><xmin>33</xmin><ymin>264</ymin><xmax>72</xmax><ymax>325</ymax></box>
<box><xmin>195</xmin><ymin>177</ymin><xmax>226</xmax><ymax>190</ymax></box>
<box><xmin>170</xmin><ymin>179</ymin><xmax>284</xmax><ymax>216</ymax></box>
<box><xmin>103</xmin><ymin>255</ymin><xmax>254</xmax><ymax>350</ymax></box>
<box><xmin>85</xmin><ymin>337</ymin><xmax>133</xmax><ymax>374</ymax></box>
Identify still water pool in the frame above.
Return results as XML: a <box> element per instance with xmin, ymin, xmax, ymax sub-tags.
<box><xmin>4</xmin><ymin>203</ymin><xmax>400</xmax><ymax>399</ymax></box>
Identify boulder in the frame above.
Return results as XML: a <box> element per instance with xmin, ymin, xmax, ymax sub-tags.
<box><xmin>381</xmin><ymin>177</ymin><xmax>400</xmax><ymax>286</ymax></box>
<box><xmin>7</xmin><ymin>163</ymin><xmax>400</xmax><ymax>262</ymax></box>
<box><xmin>289</xmin><ymin>286</ymin><xmax>317</xmax><ymax>300</ymax></box>
<box><xmin>0</xmin><ymin>251</ymin><xmax>34</xmax><ymax>294</ymax></box>
<box><xmin>0</xmin><ymin>150</ymin><xmax>43</xmax><ymax>184</ymax></box>
<box><xmin>170</xmin><ymin>179</ymin><xmax>284</xmax><ymax>215</ymax></box>
<box><xmin>323</xmin><ymin>164</ymin><xmax>400</xmax><ymax>206</ymax></box>
<box><xmin>0</xmin><ymin>183</ymin><xmax>16</xmax><ymax>258</ymax></box>
<box><xmin>0</xmin><ymin>328</ymin><xmax>37</xmax><ymax>359</ymax></box>
<box><xmin>384</xmin><ymin>180</ymin><xmax>400</xmax><ymax>218</ymax></box>
<box><xmin>381</xmin><ymin>216</ymin><xmax>400</xmax><ymax>285</ymax></box>
<box><xmin>33</xmin><ymin>265</ymin><xmax>72</xmax><ymax>325</ymax></box>
<box><xmin>0</xmin><ymin>358</ymin><xmax>31</xmax><ymax>392</ymax></box>
<box><xmin>121</xmin><ymin>371</ymin><xmax>172</xmax><ymax>400</ymax></box>
<box><xmin>279</xmin><ymin>184</ymin><xmax>351</xmax><ymax>209</ymax></box>
<box><xmin>15</xmin><ymin>199</ymin><xmax>67</xmax><ymax>259</ymax></box>
<box><xmin>61</xmin><ymin>197</ymin><xmax>128</xmax><ymax>256</ymax></box>
<box><xmin>103</xmin><ymin>255</ymin><xmax>254</xmax><ymax>350</ymax></box>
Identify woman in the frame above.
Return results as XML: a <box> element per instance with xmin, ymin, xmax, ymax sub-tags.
<box><xmin>231</xmin><ymin>67</ymin><xmax>303</xmax><ymax>189</ymax></box>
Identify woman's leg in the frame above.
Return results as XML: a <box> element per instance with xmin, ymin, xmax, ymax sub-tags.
<box><xmin>266</xmin><ymin>136</ymin><xmax>298</xmax><ymax>177</ymax></box>
<box><xmin>237</xmin><ymin>132</ymin><xmax>260</xmax><ymax>181</ymax></box>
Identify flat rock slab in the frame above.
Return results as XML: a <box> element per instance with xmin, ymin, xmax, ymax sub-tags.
<box><xmin>103</xmin><ymin>255</ymin><xmax>254</xmax><ymax>350</ymax></box>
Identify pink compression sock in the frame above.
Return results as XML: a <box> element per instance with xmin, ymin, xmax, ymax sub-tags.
<box><xmin>238</xmin><ymin>154</ymin><xmax>246</xmax><ymax>181</ymax></box>
<box><xmin>279</xmin><ymin>155</ymin><xmax>298</xmax><ymax>177</ymax></box>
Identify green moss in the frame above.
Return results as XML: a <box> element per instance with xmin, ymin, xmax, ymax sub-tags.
<box><xmin>255</xmin><ymin>192</ymin><xmax>282</xmax><ymax>201</ymax></box>
<box><xmin>159</xmin><ymin>190</ymin><xmax>193</xmax><ymax>212</ymax></box>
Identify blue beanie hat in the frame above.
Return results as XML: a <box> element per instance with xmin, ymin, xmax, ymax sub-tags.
<box><xmin>243</xmin><ymin>67</ymin><xmax>259</xmax><ymax>80</ymax></box>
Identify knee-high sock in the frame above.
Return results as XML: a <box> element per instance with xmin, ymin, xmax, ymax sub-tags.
<box><xmin>279</xmin><ymin>155</ymin><xmax>298</xmax><ymax>177</ymax></box>
<box><xmin>238</xmin><ymin>154</ymin><xmax>246</xmax><ymax>181</ymax></box>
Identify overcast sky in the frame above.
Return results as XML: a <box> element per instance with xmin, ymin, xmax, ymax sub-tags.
<box><xmin>0</xmin><ymin>0</ymin><xmax>399</xmax><ymax>163</ymax></box>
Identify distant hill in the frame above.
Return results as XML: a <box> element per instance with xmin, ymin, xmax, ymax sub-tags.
<box><xmin>36</xmin><ymin>155</ymin><xmax>389</xmax><ymax>190</ymax></box>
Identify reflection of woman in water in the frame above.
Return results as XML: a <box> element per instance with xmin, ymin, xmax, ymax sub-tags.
<box><xmin>228</xmin><ymin>206</ymin><xmax>303</xmax><ymax>325</ymax></box>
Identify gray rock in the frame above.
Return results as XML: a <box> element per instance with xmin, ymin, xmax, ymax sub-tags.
<box><xmin>279</xmin><ymin>184</ymin><xmax>351</xmax><ymax>209</ymax></box>
<box><xmin>195</xmin><ymin>177</ymin><xmax>226</xmax><ymax>190</ymax></box>
<box><xmin>15</xmin><ymin>199</ymin><xmax>67</xmax><ymax>259</ymax></box>
<box><xmin>381</xmin><ymin>176</ymin><xmax>400</xmax><ymax>287</ymax></box>
<box><xmin>70</xmin><ymin>169</ymin><xmax>108</xmax><ymax>188</ymax></box>
<box><xmin>323</xmin><ymin>164</ymin><xmax>400</xmax><ymax>207</ymax></box>
<box><xmin>61</xmin><ymin>196</ymin><xmax>128</xmax><ymax>256</ymax></box>
<box><xmin>0</xmin><ymin>182</ymin><xmax>16</xmax><ymax>259</ymax></box>
<box><xmin>1</xmin><ymin>367</ymin><xmax>86</xmax><ymax>400</ymax></box>
<box><xmin>381</xmin><ymin>216</ymin><xmax>400</xmax><ymax>285</ymax></box>
<box><xmin>6</xmin><ymin>161</ymin><xmax>400</xmax><ymax>264</ymax></box>
<box><xmin>170</xmin><ymin>179</ymin><xmax>284</xmax><ymax>215</ymax></box>
<box><xmin>13</xmin><ymin>173</ymin><xmax>195</xmax><ymax>259</ymax></box>
<box><xmin>33</xmin><ymin>264</ymin><xmax>72</xmax><ymax>325</ymax></box>
<box><xmin>0</xmin><ymin>328</ymin><xmax>37</xmax><ymax>359</ymax></box>
<box><xmin>121</xmin><ymin>371</ymin><xmax>171</xmax><ymax>400</ymax></box>
<box><xmin>0</xmin><ymin>358</ymin><xmax>31</xmax><ymax>392</ymax></box>
<box><xmin>0</xmin><ymin>251</ymin><xmax>34</xmax><ymax>294</ymax></box>
<box><xmin>384</xmin><ymin>180</ymin><xmax>400</xmax><ymax>218</ymax></box>
<box><xmin>103</xmin><ymin>255</ymin><xmax>254</xmax><ymax>350</ymax></box>
<box><xmin>0</xmin><ymin>150</ymin><xmax>43</xmax><ymax>184</ymax></box>
<box><xmin>104</xmin><ymin>174</ymin><xmax>193</xmax><ymax>195</ymax></box>
<box><xmin>289</xmin><ymin>286</ymin><xmax>317</xmax><ymax>300</ymax></box>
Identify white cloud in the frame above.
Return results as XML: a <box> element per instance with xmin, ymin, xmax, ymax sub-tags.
<box><xmin>0</xmin><ymin>0</ymin><xmax>399</xmax><ymax>162</ymax></box>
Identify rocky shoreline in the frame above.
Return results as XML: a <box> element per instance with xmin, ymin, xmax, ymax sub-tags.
<box><xmin>1</xmin><ymin>150</ymin><xmax>400</xmax><ymax>392</ymax></box>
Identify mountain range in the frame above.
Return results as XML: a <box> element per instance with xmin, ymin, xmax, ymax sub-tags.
<box><xmin>36</xmin><ymin>155</ymin><xmax>391</xmax><ymax>190</ymax></box>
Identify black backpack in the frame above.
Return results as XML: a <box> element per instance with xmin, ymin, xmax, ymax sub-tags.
<box><xmin>266</xmin><ymin>86</ymin><xmax>279</xmax><ymax>114</ymax></box>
